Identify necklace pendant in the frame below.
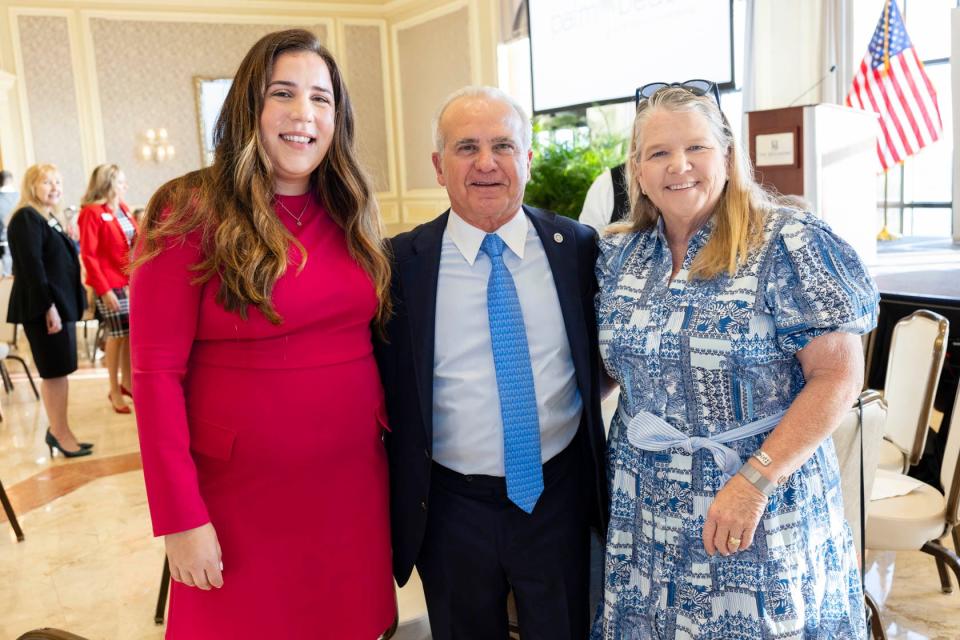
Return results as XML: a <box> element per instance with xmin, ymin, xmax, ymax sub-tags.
<box><xmin>296</xmin><ymin>220</ymin><xmax>302</xmax><ymax>226</ymax></box>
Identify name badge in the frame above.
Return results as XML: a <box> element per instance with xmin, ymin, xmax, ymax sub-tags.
<box><xmin>101</xmin><ymin>212</ymin><xmax>114</xmax><ymax>221</ymax></box>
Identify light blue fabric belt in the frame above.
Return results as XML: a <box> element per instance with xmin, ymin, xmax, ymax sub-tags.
<box><xmin>618</xmin><ymin>407</ymin><xmax>786</xmax><ymax>477</ymax></box>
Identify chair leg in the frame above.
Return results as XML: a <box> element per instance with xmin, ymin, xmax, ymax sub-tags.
<box><xmin>864</xmin><ymin>590</ymin><xmax>887</xmax><ymax>640</ymax></box>
<box><xmin>920</xmin><ymin>539</ymin><xmax>960</xmax><ymax>594</ymax></box>
<box><xmin>933</xmin><ymin>556</ymin><xmax>952</xmax><ymax>593</ymax></box>
<box><xmin>6</xmin><ymin>355</ymin><xmax>39</xmax><ymax>400</ymax></box>
<box><xmin>952</xmin><ymin>526</ymin><xmax>960</xmax><ymax>556</ymax></box>
<box><xmin>0</xmin><ymin>478</ymin><xmax>25</xmax><ymax>542</ymax></box>
<box><xmin>0</xmin><ymin>361</ymin><xmax>12</xmax><ymax>393</ymax></box>
<box><xmin>95</xmin><ymin>324</ymin><xmax>105</xmax><ymax>361</ymax></box>
<box><xmin>87</xmin><ymin>322</ymin><xmax>98</xmax><ymax>364</ymax></box>
<box><xmin>155</xmin><ymin>557</ymin><xmax>170</xmax><ymax>625</ymax></box>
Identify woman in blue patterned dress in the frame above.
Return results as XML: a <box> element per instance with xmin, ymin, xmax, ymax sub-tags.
<box><xmin>591</xmin><ymin>83</ymin><xmax>878</xmax><ymax>639</ymax></box>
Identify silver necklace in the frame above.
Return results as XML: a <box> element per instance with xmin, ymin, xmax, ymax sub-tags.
<box><xmin>275</xmin><ymin>197</ymin><xmax>309</xmax><ymax>226</ymax></box>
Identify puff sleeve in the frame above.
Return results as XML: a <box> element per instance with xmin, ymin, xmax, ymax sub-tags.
<box><xmin>763</xmin><ymin>211</ymin><xmax>879</xmax><ymax>356</ymax></box>
<box><xmin>594</xmin><ymin>230</ymin><xmax>641</xmax><ymax>297</ymax></box>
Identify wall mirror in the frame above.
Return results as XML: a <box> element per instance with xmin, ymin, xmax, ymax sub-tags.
<box><xmin>193</xmin><ymin>77</ymin><xmax>233</xmax><ymax>166</ymax></box>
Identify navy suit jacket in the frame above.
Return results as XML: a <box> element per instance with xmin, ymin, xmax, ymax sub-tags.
<box><xmin>375</xmin><ymin>205</ymin><xmax>609</xmax><ymax>586</ymax></box>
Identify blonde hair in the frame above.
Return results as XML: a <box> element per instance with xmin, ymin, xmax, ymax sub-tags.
<box><xmin>13</xmin><ymin>164</ymin><xmax>62</xmax><ymax>217</ymax></box>
<box><xmin>613</xmin><ymin>87</ymin><xmax>773</xmax><ymax>279</ymax></box>
<box><xmin>81</xmin><ymin>163</ymin><xmax>122</xmax><ymax>206</ymax></box>
<box><xmin>136</xmin><ymin>29</ymin><xmax>391</xmax><ymax>328</ymax></box>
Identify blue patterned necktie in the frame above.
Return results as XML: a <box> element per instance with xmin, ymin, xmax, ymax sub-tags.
<box><xmin>479</xmin><ymin>233</ymin><xmax>543</xmax><ymax>514</ymax></box>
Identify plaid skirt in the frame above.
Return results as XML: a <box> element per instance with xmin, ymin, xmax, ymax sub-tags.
<box><xmin>95</xmin><ymin>287</ymin><xmax>130</xmax><ymax>338</ymax></box>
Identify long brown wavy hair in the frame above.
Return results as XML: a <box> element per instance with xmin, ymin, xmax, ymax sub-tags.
<box><xmin>136</xmin><ymin>29</ymin><xmax>390</xmax><ymax>327</ymax></box>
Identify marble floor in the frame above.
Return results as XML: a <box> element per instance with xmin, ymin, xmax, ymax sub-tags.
<box><xmin>1</xmin><ymin>333</ymin><xmax>959</xmax><ymax>639</ymax></box>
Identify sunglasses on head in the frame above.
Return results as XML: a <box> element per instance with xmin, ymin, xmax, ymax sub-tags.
<box><xmin>634</xmin><ymin>79</ymin><xmax>721</xmax><ymax>108</ymax></box>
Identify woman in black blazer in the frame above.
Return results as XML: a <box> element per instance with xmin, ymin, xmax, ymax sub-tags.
<box><xmin>7</xmin><ymin>164</ymin><xmax>91</xmax><ymax>457</ymax></box>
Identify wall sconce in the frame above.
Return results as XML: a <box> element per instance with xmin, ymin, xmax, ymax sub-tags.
<box><xmin>140</xmin><ymin>128</ymin><xmax>176</xmax><ymax>162</ymax></box>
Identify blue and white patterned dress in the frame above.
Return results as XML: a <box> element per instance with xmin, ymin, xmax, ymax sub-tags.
<box><xmin>591</xmin><ymin>208</ymin><xmax>878</xmax><ymax>640</ymax></box>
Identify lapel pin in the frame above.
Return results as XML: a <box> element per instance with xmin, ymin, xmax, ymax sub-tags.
<box><xmin>553</xmin><ymin>233</ymin><xmax>564</xmax><ymax>243</ymax></box>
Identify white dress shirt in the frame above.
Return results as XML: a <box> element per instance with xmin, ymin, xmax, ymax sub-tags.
<box><xmin>432</xmin><ymin>209</ymin><xmax>582</xmax><ymax>476</ymax></box>
<box><xmin>578</xmin><ymin>168</ymin><xmax>614</xmax><ymax>231</ymax></box>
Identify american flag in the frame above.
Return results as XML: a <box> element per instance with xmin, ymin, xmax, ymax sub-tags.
<box><xmin>845</xmin><ymin>0</ymin><xmax>942</xmax><ymax>172</ymax></box>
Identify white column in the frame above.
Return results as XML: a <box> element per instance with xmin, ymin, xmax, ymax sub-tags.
<box><xmin>952</xmin><ymin>9</ymin><xmax>960</xmax><ymax>243</ymax></box>
<box><xmin>0</xmin><ymin>70</ymin><xmax>25</xmax><ymax>174</ymax></box>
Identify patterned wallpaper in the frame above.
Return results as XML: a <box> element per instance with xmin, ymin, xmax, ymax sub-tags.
<box><xmin>17</xmin><ymin>15</ymin><xmax>86</xmax><ymax>207</ymax></box>
<box><xmin>343</xmin><ymin>24</ymin><xmax>390</xmax><ymax>194</ymax></box>
<box><xmin>396</xmin><ymin>7</ymin><xmax>472</xmax><ymax>192</ymax></box>
<box><xmin>89</xmin><ymin>20</ymin><xmax>328</xmax><ymax>206</ymax></box>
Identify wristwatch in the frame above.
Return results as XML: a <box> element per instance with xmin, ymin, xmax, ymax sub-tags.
<box><xmin>737</xmin><ymin>462</ymin><xmax>778</xmax><ymax>497</ymax></box>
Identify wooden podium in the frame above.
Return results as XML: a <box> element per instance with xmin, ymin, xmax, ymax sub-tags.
<box><xmin>746</xmin><ymin>104</ymin><xmax>879</xmax><ymax>264</ymax></box>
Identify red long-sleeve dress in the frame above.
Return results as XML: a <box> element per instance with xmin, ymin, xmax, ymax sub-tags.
<box><xmin>130</xmin><ymin>192</ymin><xmax>395</xmax><ymax>639</ymax></box>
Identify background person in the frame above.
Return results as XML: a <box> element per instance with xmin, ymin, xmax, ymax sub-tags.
<box><xmin>0</xmin><ymin>169</ymin><xmax>17</xmax><ymax>275</ymax></box>
<box><xmin>6</xmin><ymin>164</ymin><xmax>91</xmax><ymax>457</ymax></box>
<box><xmin>592</xmin><ymin>83</ymin><xmax>878</xmax><ymax>638</ymax></box>
<box><xmin>130</xmin><ymin>29</ymin><xmax>395</xmax><ymax>638</ymax></box>
<box><xmin>578</xmin><ymin>162</ymin><xmax>630</xmax><ymax>231</ymax></box>
<box><xmin>78</xmin><ymin>164</ymin><xmax>138</xmax><ymax>414</ymax></box>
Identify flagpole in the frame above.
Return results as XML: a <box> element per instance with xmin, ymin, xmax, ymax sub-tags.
<box><xmin>877</xmin><ymin>170</ymin><xmax>897</xmax><ymax>241</ymax></box>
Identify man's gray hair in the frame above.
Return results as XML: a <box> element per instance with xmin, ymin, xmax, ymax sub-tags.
<box><xmin>432</xmin><ymin>85</ymin><xmax>532</xmax><ymax>154</ymax></box>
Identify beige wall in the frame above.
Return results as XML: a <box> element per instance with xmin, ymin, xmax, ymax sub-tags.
<box><xmin>396</xmin><ymin>6</ymin><xmax>472</xmax><ymax>191</ymax></box>
<box><xmin>0</xmin><ymin>0</ymin><xmax>502</xmax><ymax>233</ymax></box>
<box><xmin>89</xmin><ymin>19</ymin><xmax>329</xmax><ymax>205</ymax></box>
<box><xmin>342</xmin><ymin>22</ymin><xmax>391</xmax><ymax>195</ymax></box>
<box><xmin>16</xmin><ymin>14</ymin><xmax>86</xmax><ymax>204</ymax></box>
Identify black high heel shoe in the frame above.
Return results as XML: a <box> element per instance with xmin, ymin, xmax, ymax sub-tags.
<box><xmin>46</xmin><ymin>428</ymin><xmax>93</xmax><ymax>450</ymax></box>
<box><xmin>45</xmin><ymin>429</ymin><xmax>93</xmax><ymax>458</ymax></box>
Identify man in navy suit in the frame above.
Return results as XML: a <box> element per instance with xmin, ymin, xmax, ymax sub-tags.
<box><xmin>375</xmin><ymin>86</ymin><xmax>607</xmax><ymax>640</ymax></box>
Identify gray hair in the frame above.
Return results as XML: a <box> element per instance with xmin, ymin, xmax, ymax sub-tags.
<box><xmin>432</xmin><ymin>85</ymin><xmax>532</xmax><ymax>154</ymax></box>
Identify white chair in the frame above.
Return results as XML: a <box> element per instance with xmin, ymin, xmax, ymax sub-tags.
<box><xmin>877</xmin><ymin>310</ymin><xmax>948</xmax><ymax>473</ymax></box>
<box><xmin>0</xmin><ymin>276</ymin><xmax>39</xmax><ymax>399</ymax></box>
<box><xmin>831</xmin><ymin>390</ymin><xmax>888</xmax><ymax>640</ymax></box>
<box><xmin>867</xmin><ymin>381</ymin><xmax>960</xmax><ymax>594</ymax></box>
<box><xmin>833</xmin><ymin>389</ymin><xmax>888</xmax><ymax>558</ymax></box>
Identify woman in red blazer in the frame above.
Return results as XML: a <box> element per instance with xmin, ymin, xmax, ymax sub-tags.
<box><xmin>78</xmin><ymin>164</ymin><xmax>139</xmax><ymax>413</ymax></box>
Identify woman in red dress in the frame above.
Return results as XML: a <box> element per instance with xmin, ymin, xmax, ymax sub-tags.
<box><xmin>130</xmin><ymin>29</ymin><xmax>395</xmax><ymax>639</ymax></box>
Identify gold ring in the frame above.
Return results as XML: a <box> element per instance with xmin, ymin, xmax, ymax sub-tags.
<box><xmin>727</xmin><ymin>536</ymin><xmax>742</xmax><ymax>548</ymax></box>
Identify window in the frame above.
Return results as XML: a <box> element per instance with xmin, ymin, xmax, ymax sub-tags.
<box><xmin>856</xmin><ymin>0</ymin><xmax>957</xmax><ymax>236</ymax></box>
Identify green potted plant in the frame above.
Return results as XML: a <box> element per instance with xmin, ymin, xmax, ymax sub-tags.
<box><xmin>524</xmin><ymin>115</ymin><xmax>627</xmax><ymax>220</ymax></box>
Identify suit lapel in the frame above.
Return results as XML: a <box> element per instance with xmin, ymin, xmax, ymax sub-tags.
<box><xmin>525</xmin><ymin>206</ymin><xmax>592</xmax><ymax>404</ymax></box>
<box><xmin>398</xmin><ymin>212</ymin><xmax>447</xmax><ymax>446</ymax></box>
<box><xmin>42</xmin><ymin>211</ymin><xmax>78</xmax><ymax>260</ymax></box>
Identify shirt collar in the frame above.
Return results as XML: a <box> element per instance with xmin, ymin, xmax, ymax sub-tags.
<box><xmin>654</xmin><ymin>213</ymin><xmax>717</xmax><ymax>250</ymax></box>
<box><xmin>447</xmin><ymin>208</ymin><xmax>528</xmax><ymax>266</ymax></box>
